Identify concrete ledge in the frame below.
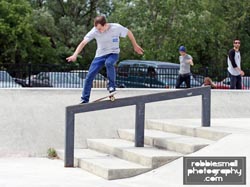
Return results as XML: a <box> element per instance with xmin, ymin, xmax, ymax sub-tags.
<box><xmin>1</xmin><ymin>88</ymin><xmax>250</xmax><ymax>156</ymax></box>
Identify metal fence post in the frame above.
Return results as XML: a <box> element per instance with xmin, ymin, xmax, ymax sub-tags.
<box><xmin>135</xmin><ymin>103</ymin><xmax>145</xmax><ymax>147</ymax></box>
<box><xmin>65</xmin><ymin>109</ymin><xmax>75</xmax><ymax>167</ymax></box>
<box><xmin>202</xmin><ymin>87</ymin><xmax>211</xmax><ymax>127</ymax></box>
<box><xmin>205</xmin><ymin>66</ymin><xmax>209</xmax><ymax>77</ymax></box>
<box><xmin>28</xmin><ymin>62</ymin><xmax>32</xmax><ymax>87</ymax></box>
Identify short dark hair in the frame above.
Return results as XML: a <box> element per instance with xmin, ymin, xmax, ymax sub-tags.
<box><xmin>94</xmin><ymin>16</ymin><xmax>107</xmax><ymax>27</ymax></box>
<box><xmin>234</xmin><ymin>38</ymin><xmax>240</xmax><ymax>42</ymax></box>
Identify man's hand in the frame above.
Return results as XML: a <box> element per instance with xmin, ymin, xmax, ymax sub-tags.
<box><xmin>188</xmin><ymin>59</ymin><xmax>194</xmax><ymax>66</ymax></box>
<box><xmin>240</xmin><ymin>70</ymin><xmax>245</xmax><ymax>76</ymax></box>
<box><xmin>66</xmin><ymin>55</ymin><xmax>77</xmax><ymax>62</ymax></box>
<box><xmin>236</xmin><ymin>67</ymin><xmax>245</xmax><ymax>76</ymax></box>
<box><xmin>134</xmin><ymin>44</ymin><xmax>144</xmax><ymax>55</ymax></box>
<box><xmin>66</xmin><ymin>39</ymin><xmax>88</xmax><ymax>63</ymax></box>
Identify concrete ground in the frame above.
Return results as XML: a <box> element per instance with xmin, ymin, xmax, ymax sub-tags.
<box><xmin>0</xmin><ymin>118</ymin><xmax>249</xmax><ymax>187</ymax></box>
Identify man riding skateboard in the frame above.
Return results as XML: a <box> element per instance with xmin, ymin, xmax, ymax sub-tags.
<box><xmin>66</xmin><ymin>16</ymin><xmax>144</xmax><ymax>103</ymax></box>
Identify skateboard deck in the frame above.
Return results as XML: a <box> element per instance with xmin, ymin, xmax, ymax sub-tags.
<box><xmin>92</xmin><ymin>91</ymin><xmax>117</xmax><ymax>103</ymax></box>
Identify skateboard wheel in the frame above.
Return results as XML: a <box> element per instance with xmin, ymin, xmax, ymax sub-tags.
<box><xmin>110</xmin><ymin>96</ymin><xmax>115</xmax><ymax>101</ymax></box>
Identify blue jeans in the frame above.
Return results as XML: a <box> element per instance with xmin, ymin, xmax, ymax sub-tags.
<box><xmin>81</xmin><ymin>53</ymin><xmax>119</xmax><ymax>102</ymax></box>
<box><xmin>229</xmin><ymin>72</ymin><xmax>242</xmax><ymax>89</ymax></box>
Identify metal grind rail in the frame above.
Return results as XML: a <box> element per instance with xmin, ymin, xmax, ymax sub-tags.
<box><xmin>65</xmin><ymin>86</ymin><xmax>211</xmax><ymax>167</ymax></box>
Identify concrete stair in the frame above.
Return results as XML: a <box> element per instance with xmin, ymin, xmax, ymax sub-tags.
<box><xmin>57</xmin><ymin>119</ymin><xmax>229</xmax><ymax>180</ymax></box>
<box><xmin>87</xmin><ymin>138</ymin><xmax>182</xmax><ymax>168</ymax></box>
<box><xmin>146</xmin><ymin>119</ymin><xmax>229</xmax><ymax>141</ymax></box>
<box><xmin>56</xmin><ymin>149</ymin><xmax>150</xmax><ymax>180</ymax></box>
<box><xmin>118</xmin><ymin>129</ymin><xmax>214</xmax><ymax>154</ymax></box>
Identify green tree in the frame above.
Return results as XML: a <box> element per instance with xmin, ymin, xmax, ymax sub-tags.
<box><xmin>2</xmin><ymin>0</ymin><xmax>250</xmax><ymax>75</ymax></box>
<box><xmin>0</xmin><ymin>0</ymin><xmax>56</xmax><ymax>68</ymax></box>
<box><xmin>109</xmin><ymin>0</ymin><xmax>250</xmax><ymax>73</ymax></box>
<box><xmin>30</xmin><ymin>0</ymin><xmax>114</xmax><ymax>68</ymax></box>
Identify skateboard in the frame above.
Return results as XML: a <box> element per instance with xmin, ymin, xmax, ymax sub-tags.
<box><xmin>92</xmin><ymin>91</ymin><xmax>117</xmax><ymax>103</ymax></box>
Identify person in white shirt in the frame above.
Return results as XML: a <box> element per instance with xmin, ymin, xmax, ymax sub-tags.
<box><xmin>227</xmin><ymin>39</ymin><xmax>244</xmax><ymax>89</ymax></box>
<box><xmin>66</xmin><ymin>16</ymin><xmax>144</xmax><ymax>103</ymax></box>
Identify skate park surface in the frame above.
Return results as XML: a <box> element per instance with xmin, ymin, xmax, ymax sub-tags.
<box><xmin>0</xmin><ymin>88</ymin><xmax>249</xmax><ymax>187</ymax></box>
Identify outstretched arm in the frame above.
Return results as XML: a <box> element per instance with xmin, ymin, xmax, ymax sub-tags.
<box><xmin>66</xmin><ymin>39</ymin><xmax>88</xmax><ymax>62</ymax></box>
<box><xmin>127</xmin><ymin>30</ymin><xmax>144</xmax><ymax>55</ymax></box>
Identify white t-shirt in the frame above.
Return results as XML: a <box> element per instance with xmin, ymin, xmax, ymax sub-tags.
<box><xmin>179</xmin><ymin>54</ymin><xmax>192</xmax><ymax>74</ymax></box>
<box><xmin>84</xmin><ymin>23</ymin><xmax>128</xmax><ymax>57</ymax></box>
<box><xmin>227</xmin><ymin>49</ymin><xmax>241</xmax><ymax>76</ymax></box>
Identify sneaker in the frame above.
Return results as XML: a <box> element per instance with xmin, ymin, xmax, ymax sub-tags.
<box><xmin>79</xmin><ymin>100</ymin><xmax>88</xmax><ymax>104</ymax></box>
<box><xmin>109</xmin><ymin>87</ymin><xmax>116</xmax><ymax>94</ymax></box>
<box><xmin>109</xmin><ymin>90</ymin><xmax>117</xmax><ymax>95</ymax></box>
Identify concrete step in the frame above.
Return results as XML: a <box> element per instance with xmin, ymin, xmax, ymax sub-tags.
<box><xmin>56</xmin><ymin>149</ymin><xmax>150</xmax><ymax>180</ymax></box>
<box><xmin>146</xmin><ymin>119</ymin><xmax>229</xmax><ymax>141</ymax></box>
<box><xmin>87</xmin><ymin>138</ymin><xmax>182</xmax><ymax>168</ymax></box>
<box><xmin>118</xmin><ymin>129</ymin><xmax>214</xmax><ymax>154</ymax></box>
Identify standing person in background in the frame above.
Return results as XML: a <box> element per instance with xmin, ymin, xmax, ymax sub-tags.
<box><xmin>227</xmin><ymin>39</ymin><xmax>244</xmax><ymax>89</ymax></box>
<box><xmin>175</xmin><ymin>46</ymin><xmax>194</xmax><ymax>88</ymax></box>
<box><xmin>66</xmin><ymin>15</ymin><xmax>144</xmax><ymax>103</ymax></box>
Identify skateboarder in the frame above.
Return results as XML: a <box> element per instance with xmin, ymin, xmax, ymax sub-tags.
<box><xmin>66</xmin><ymin>16</ymin><xmax>144</xmax><ymax>103</ymax></box>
